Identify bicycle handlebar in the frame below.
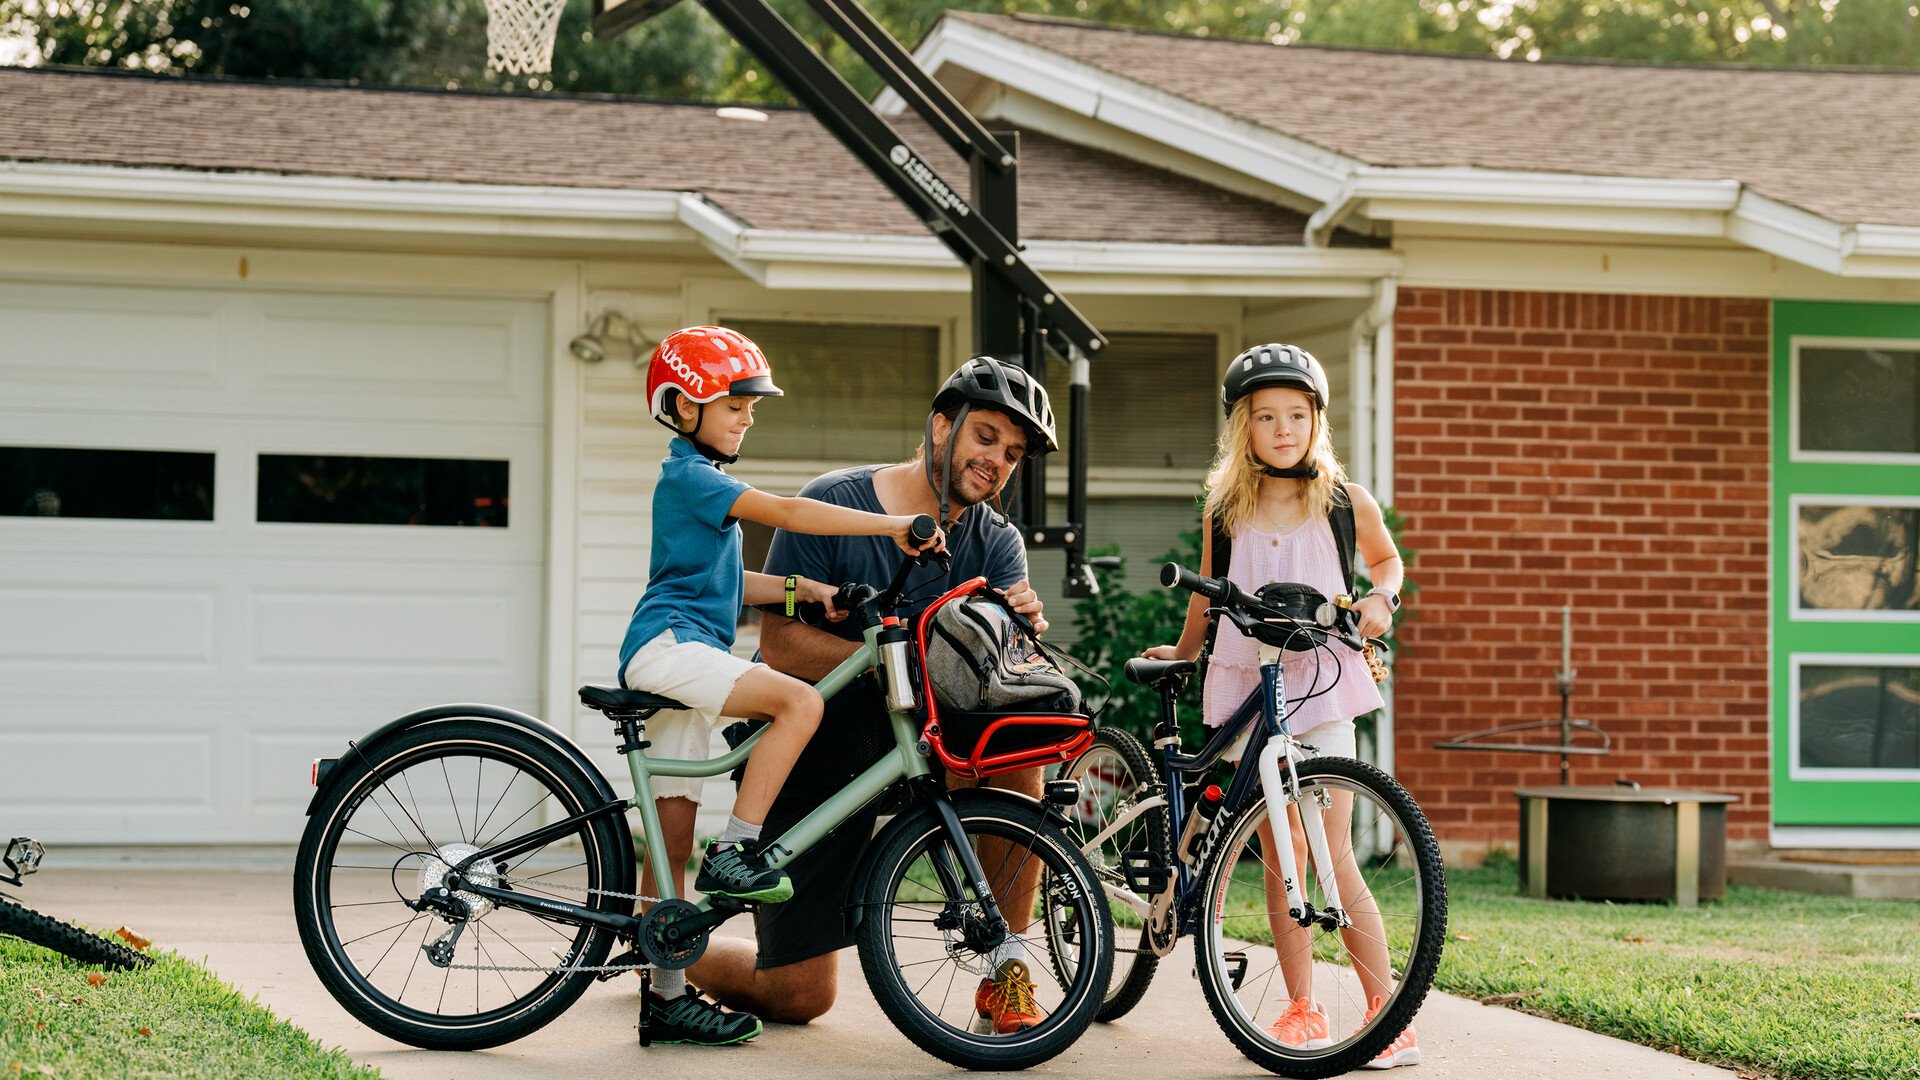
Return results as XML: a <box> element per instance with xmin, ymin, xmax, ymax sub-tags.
<box><xmin>1160</xmin><ymin>561</ymin><xmax>1368</xmax><ymax>653</ymax></box>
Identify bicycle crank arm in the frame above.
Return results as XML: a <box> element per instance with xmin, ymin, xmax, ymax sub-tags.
<box><xmin>457</xmin><ymin>880</ymin><xmax>640</xmax><ymax>935</ymax></box>
<box><xmin>1078</xmin><ymin>794</ymin><xmax>1167</xmax><ymax>853</ymax></box>
<box><xmin>1100</xmin><ymin>881</ymin><xmax>1153</xmax><ymax>920</ymax></box>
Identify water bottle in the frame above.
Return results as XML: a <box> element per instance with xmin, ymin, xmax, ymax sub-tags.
<box><xmin>1177</xmin><ymin>784</ymin><xmax>1225</xmax><ymax>864</ymax></box>
<box><xmin>877</xmin><ymin>618</ymin><xmax>918</xmax><ymax>712</ymax></box>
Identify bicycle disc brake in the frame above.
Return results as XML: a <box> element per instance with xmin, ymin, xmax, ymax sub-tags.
<box><xmin>636</xmin><ymin>898</ymin><xmax>706</xmax><ymax>970</ymax></box>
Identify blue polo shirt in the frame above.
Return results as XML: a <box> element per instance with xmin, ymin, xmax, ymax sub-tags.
<box><xmin>618</xmin><ymin>438</ymin><xmax>751</xmax><ymax>676</ymax></box>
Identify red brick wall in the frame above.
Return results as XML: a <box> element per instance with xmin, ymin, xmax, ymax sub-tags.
<box><xmin>1390</xmin><ymin>288</ymin><xmax>1772</xmax><ymax>848</ymax></box>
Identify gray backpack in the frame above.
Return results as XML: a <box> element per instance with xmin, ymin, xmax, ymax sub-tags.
<box><xmin>924</xmin><ymin>590</ymin><xmax>1083</xmax><ymax>714</ymax></box>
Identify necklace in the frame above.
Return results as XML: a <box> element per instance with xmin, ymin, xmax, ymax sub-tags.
<box><xmin>1252</xmin><ymin>498</ymin><xmax>1305</xmax><ymax>541</ymax></box>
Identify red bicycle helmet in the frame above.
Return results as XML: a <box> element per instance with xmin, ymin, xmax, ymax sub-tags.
<box><xmin>645</xmin><ymin>326</ymin><xmax>783</xmax><ymax>421</ymax></box>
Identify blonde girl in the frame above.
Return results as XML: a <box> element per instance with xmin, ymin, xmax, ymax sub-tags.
<box><xmin>1144</xmin><ymin>343</ymin><xmax>1417</xmax><ymax>1069</ymax></box>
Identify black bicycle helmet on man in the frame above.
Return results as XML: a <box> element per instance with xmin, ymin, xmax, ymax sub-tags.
<box><xmin>924</xmin><ymin>356</ymin><xmax>1058</xmax><ymax>529</ymax></box>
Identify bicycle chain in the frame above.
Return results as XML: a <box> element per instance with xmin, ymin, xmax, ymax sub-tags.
<box><xmin>433</xmin><ymin>873</ymin><xmax>665</xmax><ymax>974</ymax></box>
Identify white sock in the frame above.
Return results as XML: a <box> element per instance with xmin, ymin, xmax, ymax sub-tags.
<box><xmin>652</xmin><ymin>967</ymin><xmax>687</xmax><ymax>1000</ymax></box>
<box><xmin>718</xmin><ymin>815</ymin><xmax>762</xmax><ymax>847</ymax></box>
<box><xmin>988</xmin><ymin>936</ymin><xmax>1029</xmax><ymax>970</ymax></box>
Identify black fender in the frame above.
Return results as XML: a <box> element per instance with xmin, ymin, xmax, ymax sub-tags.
<box><xmin>303</xmin><ymin>703</ymin><xmax>636</xmax><ymax>899</ymax></box>
<box><xmin>845</xmin><ymin>786</ymin><xmax>1055</xmax><ymax>936</ymax></box>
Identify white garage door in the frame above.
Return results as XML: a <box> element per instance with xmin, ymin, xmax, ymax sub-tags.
<box><xmin>0</xmin><ymin>280</ymin><xmax>548</xmax><ymax>843</ymax></box>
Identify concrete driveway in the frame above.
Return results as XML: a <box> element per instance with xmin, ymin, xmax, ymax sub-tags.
<box><xmin>24</xmin><ymin>850</ymin><xmax>1735</xmax><ymax>1079</ymax></box>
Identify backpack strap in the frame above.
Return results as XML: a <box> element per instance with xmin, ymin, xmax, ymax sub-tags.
<box><xmin>1329</xmin><ymin>486</ymin><xmax>1357</xmax><ymax>596</ymax></box>
<box><xmin>1210</xmin><ymin>511</ymin><xmax>1232</xmax><ymax>583</ymax></box>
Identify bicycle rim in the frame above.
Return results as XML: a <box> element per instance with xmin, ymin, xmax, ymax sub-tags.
<box><xmin>299</xmin><ymin>729</ymin><xmax>620</xmax><ymax>1045</ymax></box>
<box><xmin>857</xmin><ymin>798</ymin><xmax>1111</xmax><ymax>1070</ymax></box>
<box><xmin>1194</xmin><ymin>757</ymin><xmax>1446</xmax><ymax>1077</ymax></box>
<box><xmin>1050</xmin><ymin>727</ymin><xmax>1168</xmax><ymax>1020</ymax></box>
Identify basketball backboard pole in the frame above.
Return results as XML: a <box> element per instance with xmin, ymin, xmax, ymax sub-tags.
<box><xmin>594</xmin><ymin>0</ymin><xmax>1106</xmax><ymax>596</ymax></box>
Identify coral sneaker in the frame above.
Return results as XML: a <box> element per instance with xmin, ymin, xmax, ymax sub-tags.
<box><xmin>1265</xmin><ymin>997</ymin><xmax>1332</xmax><ymax>1050</ymax></box>
<box><xmin>1361</xmin><ymin>994</ymin><xmax>1421</xmax><ymax>1069</ymax></box>
<box><xmin>972</xmin><ymin>958</ymin><xmax>1043</xmax><ymax>1034</ymax></box>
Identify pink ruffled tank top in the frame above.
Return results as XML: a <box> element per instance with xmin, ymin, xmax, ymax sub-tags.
<box><xmin>1201</xmin><ymin>514</ymin><xmax>1384</xmax><ymax>736</ymax></box>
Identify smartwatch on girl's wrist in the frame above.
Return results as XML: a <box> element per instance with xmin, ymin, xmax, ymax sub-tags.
<box><xmin>1368</xmin><ymin>587</ymin><xmax>1401</xmax><ymax>612</ymax></box>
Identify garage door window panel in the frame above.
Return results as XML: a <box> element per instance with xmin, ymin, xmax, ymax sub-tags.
<box><xmin>2</xmin><ymin>446</ymin><xmax>214</xmax><ymax>520</ymax></box>
<box><xmin>257</xmin><ymin>454</ymin><xmax>509</xmax><ymax>527</ymax></box>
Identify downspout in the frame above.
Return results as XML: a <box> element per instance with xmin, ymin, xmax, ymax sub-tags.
<box><xmin>1351</xmin><ymin>277</ymin><xmax>1398</xmax><ymax>776</ymax></box>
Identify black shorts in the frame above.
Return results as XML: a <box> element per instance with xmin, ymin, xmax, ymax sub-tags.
<box><xmin>731</xmin><ymin>675</ymin><xmax>898</xmax><ymax>969</ymax></box>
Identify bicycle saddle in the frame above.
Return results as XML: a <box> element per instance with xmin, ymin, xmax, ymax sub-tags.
<box><xmin>578</xmin><ymin>685</ymin><xmax>689</xmax><ymax>713</ymax></box>
<box><xmin>1123</xmin><ymin>658</ymin><xmax>1196</xmax><ymax>688</ymax></box>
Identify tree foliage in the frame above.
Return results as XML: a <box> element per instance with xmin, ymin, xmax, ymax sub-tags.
<box><xmin>3</xmin><ymin>0</ymin><xmax>1914</xmax><ymax>97</ymax></box>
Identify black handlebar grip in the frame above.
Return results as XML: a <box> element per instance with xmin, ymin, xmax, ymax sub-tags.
<box><xmin>1160</xmin><ymin>561</ymin><xmax>1225</xmax><ymax>599</ymax></box>
<box><xmin>909</xmin><ymin>514</ymin><xmax>938</xmax><ymax>544</ymax></box>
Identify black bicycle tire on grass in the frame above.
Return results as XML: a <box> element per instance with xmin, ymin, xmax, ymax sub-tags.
<box><xmin>853</xmin><ymin>789</ymin><xmax>1113</xmax><ymax>1071</ymax></box>
<box><xmin>1193</xmin><ymin>756</ymin><xmax>1446</xmax><ymax>1078</ymax></box>
<box><xmin>293</xmin><ymin>719</ymin><xmax>629</xmax><ymax>1050</ymax></box>
<box><xmin>0</xmin><ymin>894</ymin><xmax>153</xmax><ymax>970</ymax></box>
<box><xmin>1050</xmin><ymin>726</ymin><xmax>1170</xmax><ymax>1021</ymax></box>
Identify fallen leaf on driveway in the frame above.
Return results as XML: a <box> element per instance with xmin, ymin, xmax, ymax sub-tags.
<box><xmin>114</xmin><ymin>927</ymin><xmax>151</xmax><ymax>951</ymax></box>
<box><xmin>1482</xmin><ymin>991</ymin><xmax>1540</xmax><ymax>1006</ymax></box>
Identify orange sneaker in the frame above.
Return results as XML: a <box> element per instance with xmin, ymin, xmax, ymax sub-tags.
<box><xmin>1265</xmin><ymin>997</ymin><xmax>1331</xmax><ymax>1050</ymax></box>
<box><xmin>972</xmin><ymin>958</ymin><xmax>1042</xmax><ymax>1034</ymax></box>
<box><xmin>1361</xmin><ymin>994</ymin><xmax>1420</xmax><ymax>1069</ymax></box>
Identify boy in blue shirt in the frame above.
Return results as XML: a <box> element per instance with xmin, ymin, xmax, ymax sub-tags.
<box><xmin>621</xmin><ymin>326</ymin><xmax>939</xmax><ymax>1045</ymax></box>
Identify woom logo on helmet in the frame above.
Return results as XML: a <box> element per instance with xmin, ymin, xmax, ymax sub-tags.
<box><xmin>665</xmin><ymin>354</ymin><xmax>705</xmax><ymax>395</ymax></box>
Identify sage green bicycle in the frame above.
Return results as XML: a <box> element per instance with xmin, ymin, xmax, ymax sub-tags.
<box><xmin>293</xmin><ymin>518</ymin><xmax>1112</xmax><ymax>1070</ymax></box>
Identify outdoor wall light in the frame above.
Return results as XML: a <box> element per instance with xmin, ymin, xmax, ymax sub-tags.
<box><xmin>569</xmin><ymin>309</ymin><xmax>651</xmax><ymax>363</ymax></box>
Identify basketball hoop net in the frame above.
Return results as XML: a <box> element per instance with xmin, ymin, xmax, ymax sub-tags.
<box><xmin>484</xmin><ymin>0</ymin><xmax>567</xmax><ymax>75</ymax></box>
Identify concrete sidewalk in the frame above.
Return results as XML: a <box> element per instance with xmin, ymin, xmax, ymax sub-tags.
<box><xmin>25</xmin><ymin>855</ymin><xmax>1735</xmax><ymax>1079</ymax></box>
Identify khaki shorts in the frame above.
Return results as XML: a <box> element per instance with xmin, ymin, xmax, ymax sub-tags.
<box><xmin>620</xmin><ymin>629</ymin><xmax>757</xmax><ymax>805</ymax></box>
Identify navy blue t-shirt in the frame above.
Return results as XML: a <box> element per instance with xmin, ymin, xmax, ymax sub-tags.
<box><xmin>760</xmin><ymin>465</ymin><xmax>1028</xmax><ymax>795</ymax></box>
<box><xmin>762</xmin><ymin>465</ymin><xmax>1027</xmax><ymax>634</ymax></box>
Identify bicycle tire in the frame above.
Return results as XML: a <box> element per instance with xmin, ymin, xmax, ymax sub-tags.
<box><xmin>294</xmin><ymin>719</ymin><xmax>629</xmax><ymax>1051</ymax></box>
<box><xmin>1193</xmin><ymin>756</ymin><xmax>1446</xmax><ymax>1078</ymax></box>
<box><xmin>853</xmin><ymin>788</ymin><xmax>1113</xmax><ymax>1071</ymax></box>
<box><xmin>1049</xmin><ymin>726</ymin><xmax>1169</xmax><ymax>1021</ymax></box>
<box><xmin>0</xmin><ymin>894</ymin><xmax>153</xmax><ymax>971</ymax></box>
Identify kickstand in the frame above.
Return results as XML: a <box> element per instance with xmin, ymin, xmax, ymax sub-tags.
<box><xmin>638</xmin><ymin>967</ymin><xmax>653</xmax><ymax>1047</ymax></box>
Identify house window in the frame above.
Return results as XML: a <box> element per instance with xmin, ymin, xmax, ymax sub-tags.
<box><xmin>721</xmin><ymin>319</ymin><xmax>943</xmax><ymax>464</ymax></box>
<box><xmin>1794</xmin><ymin>661</ymin><xmax>1920</xmax><ymax>776</ymax></box>
<box><xmin>257</xmin><ymin>455</ymin><xmax>508</xmax><ymax>527</ymax></box>
<box><xmin>1</xmin><ymin>446</ymin><xmax>214</xmax><ymax>521</ymax></box>
<box><xmin>1794</xmin><ymin>498</ymin><xmax>1920</xmax><ymax>618</ymax></box>
<box><xmin>1794</xmin><ymin>341</ymin><xmax>1920</xmax><ymax>461</ymax></box>
<box><xmin>1057</xmin><ymin>332</ymin><xmax>1218</xmax><ymax>470</ymax></box>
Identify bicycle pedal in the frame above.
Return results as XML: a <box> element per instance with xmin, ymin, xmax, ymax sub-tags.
<box><xmin>1224</xmin><ymin>949</ymin><xmax>1248</xmax><ymax>992</ymax></box>
<box><xmin>1120</xmin><ymin>850</ymin><xmax>1172</xmax><ymax>894</ymax></box>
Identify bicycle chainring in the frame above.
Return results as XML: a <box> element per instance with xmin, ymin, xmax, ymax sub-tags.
<box><xmin>636</xmin><ymin>898</ymin><xmax>706</xmax><ymax>970</ymax></box>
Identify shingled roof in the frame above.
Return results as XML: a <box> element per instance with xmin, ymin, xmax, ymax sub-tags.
<box><xmin>0</xmin><ymin>64</ymin><xmax>1365</xmax><ymax>246</ymax></box>
<box><xmin>950</xmin><ymin>12</ymin><xmax>1920</xmax><ymax>229</ymax></box>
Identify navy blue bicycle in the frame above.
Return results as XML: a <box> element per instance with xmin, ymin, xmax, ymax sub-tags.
<box><xmin>1047</xmin><ymin>561</ymin><xmax>1447</xmax><ymax>1078</ymax></box>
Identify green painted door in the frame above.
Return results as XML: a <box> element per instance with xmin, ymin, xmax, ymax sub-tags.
<box><xmin>1771</xmin><ymin>301</ymin><xmax>1920</xmax><ymax>829</ymax></box>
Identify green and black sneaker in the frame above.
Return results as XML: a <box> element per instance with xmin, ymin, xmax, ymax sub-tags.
<box><xmin>641</xmin><ymin>989</ymin><xmax>762</xmax><ymax>1046</ymax></box>
<box><xmin>694</xmin><ymin>841</ymin><xmax>793</xmax><ymax>903</ymax></box>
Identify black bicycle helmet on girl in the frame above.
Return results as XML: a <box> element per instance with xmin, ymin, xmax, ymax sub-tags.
<box><xmin>932</xmin><ymin>356</ymin><xmax>1059</xmax><ymax>454</ymax></box>
<box><xmin>1221</xmin><ymin>342</ymin><xmax>1330</xmax><ymax>416</ymax></box>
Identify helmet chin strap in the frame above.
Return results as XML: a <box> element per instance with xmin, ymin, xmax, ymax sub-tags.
<box><xmin>1260</xmin><ymin>462</ymin><xmax>1319</xmax><ymax>480</ymax></box>
<box><xmin>655</xmin><ymin>400</ymin><xmax>740</xmax><ymax>466</ymax></box>
<box><xmin>924</xmin><ymin>404</ymin><xmax>969</xmax><ymax>531</ymax></box>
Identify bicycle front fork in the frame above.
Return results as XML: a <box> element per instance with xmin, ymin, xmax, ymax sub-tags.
<box><xmin>1254</xmin><ymin>730</ymin><xmax>1351</xmax><ymax>932</ymax></box>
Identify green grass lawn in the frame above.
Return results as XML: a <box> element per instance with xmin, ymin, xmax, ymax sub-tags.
<box><xmin>0</xmin><ymin>926</ymin><xmax>378</xmax><ymax>1079</ymax></box>
<box><xmin>1441</xmin><ymin>858</ymin><xmax>1920</xmax><ymax>1080</ymax></box>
